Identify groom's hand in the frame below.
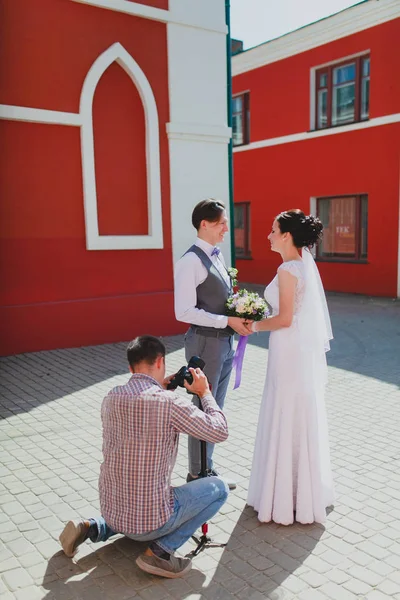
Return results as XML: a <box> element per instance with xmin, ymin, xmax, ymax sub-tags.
<box><xmin>243</xmin><ymin>321</ymin><xmax>255</xmax><ymax>335</ymax></box>
<box><xmin>228</xmin><ymin>316</ymin><xmax>253</xmax><ymax>336</ymax></box>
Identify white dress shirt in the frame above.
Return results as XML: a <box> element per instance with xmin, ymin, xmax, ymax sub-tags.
<box><xmin>174</xmin><ymin>238</ymin><xmax>230</xmax><ymax>329</ymax></box>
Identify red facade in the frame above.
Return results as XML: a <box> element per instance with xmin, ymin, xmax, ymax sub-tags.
<box><xmin>0</xmin><ymin>0</ymin><xmax>184</xmax><ymax>356</ymax></box>
<box><xmin>233</xmin><ymin>17</ymin><xmax>400</xmax><ymax>297</ymax></box>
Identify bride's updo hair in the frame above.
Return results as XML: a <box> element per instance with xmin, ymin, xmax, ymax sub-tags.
<box><xmin>277</xmin><ymin>209</ymin><xmax>323</xmax><ymax>249</ymax></box>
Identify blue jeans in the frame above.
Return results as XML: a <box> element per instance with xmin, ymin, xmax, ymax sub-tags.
<box><xmin>91</xmin><ymin>477</ymin><xmax>228</xmax><ymax>554</ymax></box>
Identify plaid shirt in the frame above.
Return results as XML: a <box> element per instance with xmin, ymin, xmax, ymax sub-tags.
<box><xmin>99</xmin><ymin>373</ymin><xmax>228</xmax><ymax>534</ymax></box>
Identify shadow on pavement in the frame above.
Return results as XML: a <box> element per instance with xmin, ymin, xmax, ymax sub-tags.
<box><xmin>1</xmin><ymin>290</ymin><xmax>398</xmax><ymax>422</ymax></box>
<box><xmin>41</xmin><ymin>509</ymin><xmax>324</xmax><ymax>599</ymax></box>
<box><xmin>196</xmin><ymin>506</ymin><xmax>325</xmax><ymax>599</ymax></box>
<box><xmin>42</xmin><ymin>536</ymin><xmax>207</xmax><ymax>599</ymax></box>
<box><xmin>0</xmin><ymin>336</ymin><xmax>185</xmax><ymax>419</ymax></box>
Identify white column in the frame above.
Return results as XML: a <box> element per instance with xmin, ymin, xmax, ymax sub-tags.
<box><xmin>166</xmin><ymin>0</ymin><xmax>232</xmax><ymax>267</ymax></box>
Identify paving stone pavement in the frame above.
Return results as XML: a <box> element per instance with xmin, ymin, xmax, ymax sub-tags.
<box><xmin>1</xmin><ymin>293</ymin><xmax>400</xmax><ymax>600</ymax></box>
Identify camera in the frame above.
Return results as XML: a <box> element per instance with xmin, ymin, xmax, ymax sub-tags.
<box><xmin>167</xmin><ymin>356</ymin><xmax>205</xmax><ymax>390</ymax></box>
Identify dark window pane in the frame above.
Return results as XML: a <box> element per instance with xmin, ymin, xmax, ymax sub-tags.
<box><xmin>332</xmin><ymin>83</ymin><xmax>355</xmax><ymax>125</ymax></box>
<box><xmin>361</xmin><ymin>78</ymin><xmax>370</xmax><ymax>120</ymax></box>
<box><xmin>318</xmin><ymin>197</ymin><xmax>357</xmax><ymax>257</ymax></box>
<box><xmin>362</xmin><ymin>57</ymin><xmax>370</xmax><ymax>77</ymax></box>
<box><xmin>317</xmin><ymin>89</ymin><xmax>328</xmax><ymax>129</ymax></box>
<box><xmin>319</xmin><ymin>73</ymin><xmax>328</xmax><ymax>87</ymax></box>
<box><xmin>232</xmin><ymin>113</ymin><xmax>243</xmax><ymax>146</ymax></box>
<box><xmin>234</xmin><ymin>205</ymin><xmax>245</xmax><ymax>254</ymax></box>
<box><xmin>333</xmin><ymin>63</ymin><xmax>356</xmax><ymax>85</ymax></box>
<box><xmin>234</xmin><ymin>204</ymin><xmax>244</xmax><ymax>228</ymax></box>
<box><xmin>232</xmin><ymin>96</ymin><xmax>243</xmax><ymax>113</ymax></box>
<box><xmin>232</xmin><ymin>93</ymin><xmax>249</xmax><ymax>146</ymax></box>
<box><xmin>361</xmin><ymin>195</ymin><xmax>368</xmax><ymax>258</ymax></box>
<box><xmin>234</xmin><ymin>203</ymin><xmax>250</xmax><ymax>256</ymax></box>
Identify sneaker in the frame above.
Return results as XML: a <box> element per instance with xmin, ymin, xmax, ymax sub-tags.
<box><xmin>136</xmin><ymin>551</ymin><xmax>192</xmax><ymax>578</ymax></box>
<box><xmin>59</xmin><ymin>520</ymin><xmax>90</xmax><ymax>557</ymax></box>
<box><xmin>186</xmin><ymin>470</ymin><xmax>236</xmax><ymax>491</ymax></box>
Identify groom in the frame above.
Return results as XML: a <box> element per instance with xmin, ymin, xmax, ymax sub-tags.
<box><xmin>174</xmin><ymin>199</ymin><xmax>250</xmax><ymax>491</ymax></box>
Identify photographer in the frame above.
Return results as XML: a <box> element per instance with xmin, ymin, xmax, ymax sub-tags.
<box><xmin>59</xmin><ymin>335</ymin><xmax>229</xmax><ymax>579</ymax></box>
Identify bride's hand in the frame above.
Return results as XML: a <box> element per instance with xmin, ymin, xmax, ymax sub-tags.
<box><xmin>243</xmin><ymin>320</ymin><xmax>255</xmax><ymax>335</ymax></box>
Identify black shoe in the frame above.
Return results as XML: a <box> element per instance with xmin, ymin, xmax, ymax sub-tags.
<box><xmin>186</xmin><ymin>470</ymin><xmax>236</xmax><ymax>491</ymax></box>
<box><xmin>186</xmin><ymin>472</ymin><xmax>200</xmax><ymax>483</ymax></box>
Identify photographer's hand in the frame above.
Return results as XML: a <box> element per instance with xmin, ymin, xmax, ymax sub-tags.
<box><xmin>228</xmin><ymin>316</ymin><xmax>253</xmax><ymax>336</ymax></box>
<box><xmin>184</xmin><ymin>368</ymin><xmax>210</xmax><ymax>398</ymax></box>
<box><xmin>163</xmin><ymin>373</ymin><xmax>176</xmax><ymax>390</ymax></box>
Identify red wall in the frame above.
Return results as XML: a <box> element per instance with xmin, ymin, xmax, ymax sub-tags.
<box><xmin>233</xmin><ymin>19</ymin><xmax>400</xmax><ymax>297</ymax></box>
<box><xmin>0</xmin><ymin>0</ymin><xmax>179</xmax><ymax>355</ymax></box>
<box><xmin>233</xmin><ymin>19</ymin><xmax>400</xmax><ymax>140</ymax></box>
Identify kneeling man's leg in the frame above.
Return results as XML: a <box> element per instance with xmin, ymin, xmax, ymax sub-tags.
<box><xmin>135</xmin><ymin>477</ymin><xmax>228</xmax><ymax>577</ymax></box>
<box><xmin>59</xmin><ymin>517</ymin><xmax>117</xmax><ymax>557</ymax></box>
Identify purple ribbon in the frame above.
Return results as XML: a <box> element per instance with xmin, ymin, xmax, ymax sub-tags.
<box><xmin>232</xmin><ymin>335</ymin><xmax>248</xmax><ymax>390</ymax></box>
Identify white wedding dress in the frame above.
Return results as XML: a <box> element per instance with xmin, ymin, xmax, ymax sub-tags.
<box><xmin>247</xmin><ymin>253</ymin><xmax>335</xmax><ymax>525</ymax></box>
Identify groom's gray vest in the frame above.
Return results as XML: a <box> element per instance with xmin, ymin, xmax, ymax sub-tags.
<box><xmin>185</xmin><ymin>245</ymin><xmax>234</xmax><ymax>337</ymax></box>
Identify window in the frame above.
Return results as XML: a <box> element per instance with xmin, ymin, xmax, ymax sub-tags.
<box><xmin>317</xmin><ymin>195</ymin><xmax>368</xmax><ymax>261</ymax></box>
<box><xmin>315</xmin><ymin>55</ymin><xmax>370</xmax><ymax>130</ymax></box>
<box><xmin>232</xmin><ymin>93</ymin><xmax>250</xmax><ymax>146</ymax></box>
<box><xmin>234</xmin><ymin>202</ymin><xmax>251</xmax><ymax>258</ymax></box>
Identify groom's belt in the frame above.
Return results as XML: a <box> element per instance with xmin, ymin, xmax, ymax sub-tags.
<box><xmin>190</xmin><ymin>325</ymin><xmax>233</xmax><ymax>338</ymax></box>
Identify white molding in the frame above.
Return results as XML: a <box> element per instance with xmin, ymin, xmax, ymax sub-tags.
<box><xmin>0</xmin><ymin>104</ymin><xmax>82</xmax><ymax>126</ymax></box>
<box><xmin>233</xmin><ymin>0</ymin><xmax>400</xmax><ymax>76</ymax></box>
<box><xmin>233</xmin><ymin>112</ymin><xmax>400</xmax><ymax>154</ymax></box>
<box><xmin>312</xmin><ymin>48</ymin><xmax>370</xmax><ymax>71</ymax></box>
<box><xmin>70</xmin><ymin>0</ymin><xmax>228</xmax><ymax>34</ymax></box>
<box><xmin>0</xmin><ymin>46</ymin><xmax>164</xmax><ymax>251</ymax></box>
<box><xmin>166</xmin><ymin>122</ymin><xmax>231</xmax><ymax>144</ymax></box>
<box><xmin>80</xmin><ymin>42</ymin><xmax>163</xmax><ymax>250</ymax></box>
<box><xmin>309</xmin><ymin>49</ymin><xmax>370</xmax><ymax>130</ymax></box>
<box><xmin>233</xmin><ymin>89</ymin><xmax>250</xmax><ymax>97</ymax></box>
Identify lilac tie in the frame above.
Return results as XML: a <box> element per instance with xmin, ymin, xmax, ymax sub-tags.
<box><xmin>211</xmin><ymin>247</ymin><xmax>221</xmax><ymax>257</ymax></box>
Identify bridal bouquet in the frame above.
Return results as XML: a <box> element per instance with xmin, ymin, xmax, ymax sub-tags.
<box><xmin>225</xmin><ymin>289</ymin><xmax>270</xmax><ymax>322</ymax></box>
<box><xmin>225</xmin><ymin>272</ymin><xmax>271</xmax><ymax>390</ymax></box>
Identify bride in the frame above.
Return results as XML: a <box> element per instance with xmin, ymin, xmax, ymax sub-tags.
<box><xmin>246</xmin><ymin>209</ymin><xmax>334</xmax><ymax>525</ymax></box>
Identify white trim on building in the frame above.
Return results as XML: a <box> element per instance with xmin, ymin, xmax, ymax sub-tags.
<box><xmin>0</xmin><ymin>43</ymin><xmax>163</xmax><ymax>252</ymax></box>
<box><xmin>0</xmin><ymin>0</ymin><xmax>231</xmax><ymax>260</ymax></box>
<box><xmin>166</xmin><ymin>122</ymin><xmax>231</xmax><ymax>144</ymax></box>
<box><xmin>0</xmin><ymin>105</ymin><xmax>82</xmax><ymax>126</ymax></box>
<box><xmin>70</xmin><ymin>0</ymin><xmax>228</xmax><ymax>34</ymax></box>
<box><xmin>233</xmin><ymin>0</ymin><xmax>400</xmax><ymax>76</ymax></box>
<box><xmin>233</xmin><ymin>112</ymin><xmax>400</xmax><ymax>154</ymax></box>
<box><xmin>80</xmin><ymin>42</ymin><xmax>163</xmax><ymax>250</ymax></box>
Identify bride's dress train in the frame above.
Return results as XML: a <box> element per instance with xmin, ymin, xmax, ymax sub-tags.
<box><xmin>247</xmin><ymin>254</ymin><xmax>334</xmax><ymax>525</ymax></box>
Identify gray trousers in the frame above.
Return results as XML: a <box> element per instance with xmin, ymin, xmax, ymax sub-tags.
<box><xmin>184</xmin><ymin>327</ymin><xmax>234</xmax><ymax>474</ymax></box>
